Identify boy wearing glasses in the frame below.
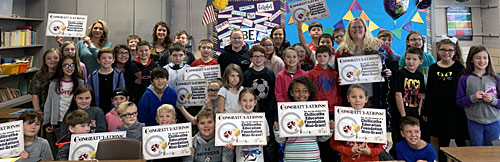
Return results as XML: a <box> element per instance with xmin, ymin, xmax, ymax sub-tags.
<box><xmin>333</xmin><ymin>28</ymin><xmax>345</xmax><ymax>47</ymax></box>
<box><xmin>114</xmin><ymin>102</ymin><xmax>144</xmax><ymax>141</ymax></box>
<box><xmin>138</xmin><ymin>67</ymin><xmax>177</xmax><ymax>126</ymax></box>
<box><xmin>87</xmin><ymin>47</ymin><xmax>126</xmax><ymax>114</ymax></box>
<box><xmin>242</xmin><ymin>45</ymin><xmax>278</xmax><ymax>162</ymax></box>
<box><xmin>191</xmin><ymin>39</ymin><xmax>218</xmax><ymax>67</ymax></box>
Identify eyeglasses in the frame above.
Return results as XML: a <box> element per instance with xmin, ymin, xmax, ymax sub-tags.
<box><xmin>200</xmin><ymin>46</ymin><xmax>212</xmax><ymax>50</ymax></box>
<box><xmin>252</xmin><ymin>55</ymin><xmax>266</xmax><ymax>58</ymax></box>
<box><xmin>120</xmin><ymin>112</ymin><xmax>138</xmax><ymax>118</ymax></box>
<box><xmin>409</xmin><ymin>38</ymin><xmax>422</xmax><ymax>42</ymax></box>
<box><xmin>262</xmin><ymin>44</ymin><xmax>273</xmax><ymax>47</ymax></box>
<box><xmin>334</xmin><ymin>35</ymin><xmax>344</xmax><ymax>39</ymax></box>
<box><xmin>208</xmin><ymin>89</ymin><xmax>219</xmax><ymax>93</ymax></box>
<box><xmin>231</xmin><ymin>36</ymin><xmax>243</xmax><ymax>40</ymax></box>
<box><xmin>439</xmin><ymin>49</ymin><xmax>455</xmax><ymax>53</ymax></box>
<box><xmin>63</xmin><ymin>63</ymin><xmax>75</xmax><ymax>68</ymax></box>
<box><xmin>118</xmin><ymin>51</ymin><xmax>129</xmax><ymax>55</ymax></box>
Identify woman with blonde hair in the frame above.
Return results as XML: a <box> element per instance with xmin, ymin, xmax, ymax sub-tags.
<box><xmin>77</xmin><ymin>19</ymin><xmax>112</xmax><ymax>73</ymax></box>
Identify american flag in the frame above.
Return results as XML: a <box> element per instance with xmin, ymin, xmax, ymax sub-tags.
<box><xmin>202</xmin><ymin>0</ymin><xmax>216</xmax><ymax>26</ymax></box>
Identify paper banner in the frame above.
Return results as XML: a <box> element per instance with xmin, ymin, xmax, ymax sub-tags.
<box><xmin>302</xmin><ymin>23</ymin><xmax>309</xmax><ymax>33</ymax></box>
<box><xmin>337</xmin><ymin>54</ymin><xmax>384</xmax><ymax>85</ymax></box>
<box><xmin>142</xmin><ymin>123</ymin><xmax>192</xmax><ymax>160</ymax></box>
<box><xmin>323</xmin><ymin>27</ymin><xmax>333</xmax><ymax>35</ymax></box>
<box><xmin>343</xmin><ymin>10</ymin><xmax>354</xmax><ymax>21</ymax></box>
<box><xmin>334</xmin><ymin>20</ymin><xmax>345</xmax><ymax>29</ymax></box>
<box><xmin>175</xmin><ymin>79</ymin><xmax>208</xmax><ymax>106</ymax></box>
<box><xmin>411</xmin><ymin>12</ymin><xmax>424</xmax><ymax>23</ymax></box>
<box><xmin>46</xmin><ymin>13</ymin><xmax>88</xmax><ymax>37</ymax></box>
<box><xmin>69</xmin><ymin>131</ymin><xmax>127</xmax><ymax>160</ymax></box>
<box><xmin>215</xmin><ymin>113</ymin><xmax>268</xmax><ymax>146</ymax></box>
<box><xmin>368</xmin><ymin>21</ymin><xmax>379</xmax><ymax>32</ymax></box>
<box><xmin>334</xmin><ymin>106</ymin><xmax>387</xmax><ymax>143</ymax></box>
<box><xmin>277</xmin><ymin>101</ymin><xmax>331</xmax><ymax>137</ymax></box>
<box><xmin>0</xmin><ymin>121</ymin><xmax>23</xmax><ymax>158</ymax></box>
<box><xmin>349</xmin><ymin>0</ymin><xmax>362</xmax><ymax>11</ymax></box>
<box><xmin>403</xmin><ymin>22</ymin><xmax>413</xmax><ymax>32</ymax></box>
<box><xmin>288</xmin><ymin>17</ymin><xmax>294</xmax><ymax>24</ymax></box>
<box><xmin>360</xmin><ymin>11</ymin><xmax>370</xmax><ymax>21</ymax></box>
<box><xmin>288</xmin><ymin>0</ymin><xmax>331</xmax><ymax>23</ymax></box>
<box><xmin>392</xmin><ymin>28</ymin><xmax>402</xmax><ymax>40</ymax></box>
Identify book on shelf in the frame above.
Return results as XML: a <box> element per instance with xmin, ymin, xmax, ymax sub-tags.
<box><xmin>1</xmin><ymin>26</ymin><xmax>36</xmax><ymax>47</ymax></box>
<box><xmin>0</xmin><ymin>88</ymin><xmax>21</xmax><ymax>103</ymax></box>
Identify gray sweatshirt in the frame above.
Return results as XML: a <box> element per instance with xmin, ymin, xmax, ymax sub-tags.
<box><xmin>17</xmin><ymin>136</ymin><xmax>53</xmax><ymax>162</ymax></box>
<box><xmin>183</xmin><ymin>133</ymin><xmax>233</xmax><ymax>162</ymax></box>
<box><xmin>43</xmin><ymin>79</ymin><xmax>84</xmax><ymax>126</ymax></box>
<box><xmin>114</xmin><ymin>121</ymin><xmax>145</xmax><ymax>142</ymax></box>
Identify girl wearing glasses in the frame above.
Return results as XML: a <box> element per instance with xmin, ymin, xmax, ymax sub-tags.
<box><xmin>398</xmin><ymin>31</ymin><xmax>436</xmax><ymax>82</ymax></box>
<box><xmin>59</xmin><ymin>85</ymin><xmax>107</xmax><ymax>137</ymax></box>
<box><xmin>112</xmin><ymin>45</ymin><xmax>132</xmax><ymax>74</ymax></box>
<box><xmin>179</xmin><ymin>78</ymin><xmax>223</xmax><ymax>125</ymax></box>
<box><xmin>256</xmin><ymin>37</ymin><xmax>285</xmax><ymax>76</ymax></box>
<box><xmin>422</xmin><ymin>38</ymin><xmax>467</xmax><ymax>161</ymax></box>
<box><xmin>43</xmin><ymin>55</ymin><xmax>84</xmax><ymax>141</ymax></box>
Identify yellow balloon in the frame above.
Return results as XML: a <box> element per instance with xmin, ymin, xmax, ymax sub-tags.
<box><xmin>213</xmin><ymin>0</ymin><xmax>228</xmax><ymax>11</ymax></box>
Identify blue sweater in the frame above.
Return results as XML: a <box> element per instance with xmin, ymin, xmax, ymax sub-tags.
<box><xmin>137</xmin><ymin>85</ymin><xmax>177</xmax><ymax>126</ymax></box>
<box><xmin>396</xmin><ymin>140</ymin><xmax>437</xmax><ymax>162</ymax></box>
<box><xmin>87</xmin><ymin>69</ymin><xmax>126</xmax><ymax>107</ymax></box>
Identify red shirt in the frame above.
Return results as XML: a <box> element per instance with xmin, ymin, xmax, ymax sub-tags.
<box><xmin>190</xmin><ymin>58</ymin><xmax>218</xmax><ymax>67</ymax></box>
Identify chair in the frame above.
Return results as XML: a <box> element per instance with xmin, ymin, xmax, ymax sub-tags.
<box><xmin>95</xmin><ymin>138</ymin><xmax>141</xmax><ymax>160</ymax></box>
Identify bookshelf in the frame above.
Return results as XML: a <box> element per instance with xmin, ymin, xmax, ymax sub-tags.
<box><xmin>0</xmin><ymin>0</ymin><xmax>46</xmax><ymax>108</ymax></box>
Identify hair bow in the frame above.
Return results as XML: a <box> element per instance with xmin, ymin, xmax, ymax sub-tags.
<box><xmin>441</xmin><ymin>35</ymin><xmax>458</xmax><ymax>44</ymax></box>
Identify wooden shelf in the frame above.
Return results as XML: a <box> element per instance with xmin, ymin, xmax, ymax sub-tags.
<box><xmin>0</xmin><ymin>44</ymin><xmax>43</xmax><ymax>50</ymax></box>
<box><xmin>0</xmin><ymin>68</ymin><xmax>39</xmax><ymax>79</ymax></box>
<box><xmin>0</xmin><ymin>94</ymin><xmax>32</xmax><ymax>108</ymax></box>
<box><xmin>0</xmin><ymin>16</ymin><xmax>44</xmax><ymax>21</ymax></box>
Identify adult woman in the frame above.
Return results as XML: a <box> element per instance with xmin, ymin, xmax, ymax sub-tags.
<box><xmin>77</xmin><ymin>20</ymin><xmax>112</xmax><ymax>73</ymax></box>
<box><xmin>256</xmin><ymin>37</ymin><xmax>285</xmax><ymax>76</ymax></box>
<box><xmin>150</xmin><ymin>21</ymin><xmax>172</xmax><ymax>67</ymax></box>
<box><xmin>270</xmin><ymin>26</ymin><xmax>290</xmax><ymax>59</ymax></box>
<box><xmin>335</xmin><ymin>18</ymin><xmax>393</xmax><ymax>108</ymax></box>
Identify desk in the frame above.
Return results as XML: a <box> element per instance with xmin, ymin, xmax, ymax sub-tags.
<box><xmin>41</xmin><ymin>160</ymin><xmax>146</xmax><ymax>162</ymax></box>
<box><xmin>441</xmin><ymin>146</ymin><xmax>500</xmax><ymax>162</ymax></box>
<box><xmin>0</xmin><ymin>108</ymin><xmax>28</xmax><ymax>122</ymax></box>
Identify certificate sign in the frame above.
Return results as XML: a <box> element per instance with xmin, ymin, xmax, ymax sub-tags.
<box><xmin>215</xmin><ymin>113</ymin><xmax>267</xmax><ymax>146</ymax></box>
<box><xmin>184</xmin><ymin>65</ymin><xmax>221</xmax><ymax>81</ymax></box>
<box><xmin>46</xmin><ymin>13</ymin><xmax>88</xmax><ymax>37</ymax></box>
<box><xmin>0</xmin><ymin>121</ymin><xmax>23</xmax><ymax>158</ymax></box>
<box><xmin>142</xmin><ymin>123</ymin><xmax>192</xmax><ymax>160</ymax></box>
<box><xmin>175</xmin><ymin>79</ymin><xmax>207</xmax><ymax>106</ymax></box>
<box><xmin>337</xmin><ymin>54</ymin><xmax>384</xmax><ymax>85</ymax></box>
<box><xmin>334</xmin><ymin>106</ymin><xmax>386</xmax><ymax>143</ymax></box>
<box><xmin>288</xmin><ymin>0</ymin><xmax>330</xmax><ymax>23</ymax></box>
<box><xmin>69</xmin><ymin>131</ymin><xmax>126</xmax><ymax>161</ymax></box>
<box><xmin>277</xmin><ymin>101</ymin><xmax>330</xmax><ymax>137</ymax></box>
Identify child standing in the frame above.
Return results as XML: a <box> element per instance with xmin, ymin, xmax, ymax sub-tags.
<box><xmin>29</xmin><ymin>49</ymin><xmax>60</xmax><ymax>114</ymax></box>
<box><xmin>333</xmin><ymin>28</ymin><xmax>345</xmax><ymax>48</ymax></box>
<box><xmin>138</xmin><ymin>67</ymin><xmax>177</xmax><ymax>126</ymax></box>
<box><xmin>163</xmin><ymin>43</ymin><xmax>191</xmax><ymax>90</ymax></box>
<box><xmin>112</xmin><ymin>45</ymin><xmax>131</xmax><ymax>74</ymax></box>
<box><xmin>331</xmin><ymin>84</ymin><xmax>385</xmax><ymax>162</ymax></box>
<box><xmin>18</xmin><ymin>112</ymin><xmax>53</xmax><ymax>162</ymax></box>
<box><xmin>258</xmin><ymin>37</ymin><xmax>285</xmax><ymax>76</ymax></box>
<box><xmin>225</xmin><ymin>89</ymin><xmax>270</xmax><ymax>162</ymax></box>
<box><xmin>218</xmin><ymin>64</ymin><xmax>244</xmax><ymax>113</ymax></box>
<box><xmin>274</xmin><ymin>76</ymin><xmax>334</xmax><ymax>162</ymax></box>
<box><xmin>318</xmin><ymin>34</ymin><xmax>336</xmax><ymax>67</ymax></box>
<box><xmin>59</xmin><ymin>85</ymin><xmax>107</xmax><ymax>137</ymax></box>
<box><xmin>55</xmin><ymin>110</ymin><xmax>91</xmax><ymax>160</ymax></box>
<box><xmin>396</xmin><ymin>116</ymin><xmax>437</xmax><ymax>162</ymax></box>
<box><xmin>87</xmin><ymin>47</ymin><xmax>125</xmax><ymax>114</ymax></box>
<box><xmin>127</xmin><ymin>40</ymin><xmax>158</xmax><ymax>103</ymax></box>
<box><xmin>398</xmin><ymin>31</ymin><xmax>436</xmax><ymax>82</ymax></box>
<box><xmin>217</xmin><ymin>28</ymin><xmax>251</xmax><ymax>74</ymax></box>
<box><xmin>114</xmin><ymin>102</ymin><xmax>145</xmax><ymax>141</ymax></box>
<box><xmin>296</xmin><ymin>21</ymin><xmax>323</xmax><ymax>65</ymax></box>
<box><xmin>173</xmin><ymin>30</ymin><xmax>196</xmax><ymax>65</ymax></box>
<box><xmin>106</xmin><ymin>88</ymin><xmax>129</xmax><ymax>131</ymax></box>
<box><xmin>275</xmin><ymin>48</ymin><xmax>308</xmax><ymax>102</ymax></box>
<box><xmin>456</xmin><ymin>45</ymin><xmax>500</xmax><ymax>146</ymax></box>
<box><xmin>423</xmin><ymin>38</ymin><xmax>467</xmax><ymax>159</ymax></box>
<box><xmin>127</xmin><ymin>35</ymin><xmax>141</xmax><ymax>60</ymax></box>
<box><xmin>293</xmin><ymin>43</ymin><xmax>314</xmax><ymax>72</ymax></box>
<box><xmin>153</xmin><ymin>104</ymin><xmax>186</xmax><ymax>161</ymax></box>
<box><xmin>243</xmin><ymin>45</ymin><xmax>277</xmax><ymax>162</ymax></box>
<box><xmin>183</xmin><ymin>109</ymin><xmax>234</xmax><ymax>162</ymax></box>
<box><xmin>191</xmin><ymin>39</ymin><xmax>218</xmax><ymax>66</ymax></box>
<box><xmin>393</xmin><ymin>47</ymin><xmax>426</xmax><ymax>144</ymax></box>
<box><xmin>60</xmin><ymin>41</ymin><xmax>87</xmax><ymax>83</ymax></box>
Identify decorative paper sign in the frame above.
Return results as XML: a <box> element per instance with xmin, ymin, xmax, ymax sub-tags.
<box><xmin>242</xmin><ymin>18</ymin><xmax>254</xmax><ymax>27</ymax></box>
<box><xmin>46</xmin><ymin>13</ymin><xmax>88</xmax><ymax>37</ymax></box>
<box><xmin>239</xmin><ymin>4</ymin><xmax>255</xmax><ymax>11</ymax></box>
<box><xmin>254</xmin><ymin>17</ymin><xmax>268</xmax><ymax>24</ymax></box>
<box><xmin>0</xmin><ymin>121</ymin><xmax>23</xmax><ymax>158</ymax></box>
<box><xmin>334</xmin><ymin>106</ymin><xmax>386</xmax><ymax>144</ymax></box>
<box><xmin>241</xmin><ymin>28</ymin><xmax>257</xmax><ymax>41</ymax></box>
<box><xmin>229</xmin><ymin>17</ymin><xmax>244</xmax><ymax>24</ymax></box>
<box><xmin>254</xmin><ymin>24</ymin><xmax>268</xmax><ymax>33</ymax></box>
<box><xmin>288</xmin><ymin>0</ymin><xmax>330</xmax><ymax>23</ymax></box>
<box><xmin>215</xmin><ymin>113</ymin><xmax>267</xmax><ymax>146</ymax></box>
<box><xmin>142</xmin><ymin>123</ymin><xmax>192</xmax><ymax>160</ymax></box>
<box><xmin>264</xmin><ymin>21</ymin><xmax>279</xmax><ymax>28</ymax></box>
<box><xmin>277</xmin><ymin>101</ymin><xmax>330</xmax><ymax>137</ymax></box>
<box><xmin>184</xmin><ymin>65</ymin><xmax>221</xmax><ymax>81</ymax></box>
<box><xmin>232</xmin><ymin>10</ymin><xmax>247</xmax><ymax>17</ymax></box>
<box><xmin>175</xmin><ymin>79</ymin><xmax>207</xmax><ymax>106</ymax></box>
<box><xmin>247</xmin><ymin>12</ymin><xmax>256</xmax><ymax>19</ymax></box>
<box><xmin>257</xmin><ymin>2</ymin><xmax>275</xmax><ymax>12</ymax></box>
<box><xmin>219</xmin><ymin>5</ymin><xmax>234</xmax><ymax>13</ymax></box>
<box><xmin>255</xmin><ymin>12</ymin><xmax>272</xmax><ymax>17</ymax></box>
<box><xmin>337</xmin><ymin>54</ymin><xmax>384</xmax><ymax>85</ymax></box>
<box><xmin>221</xmin><ymin>37</ymin><xmax>231</xmax><ymax>48</ymax></box>
<box><xmin>218</xmin><ymin>30</ymin><xmax>232</xmax><ymax>40</ymax></box>
<box><xmin>218</xmin><ymin>14</ymin><xmax>233</xmax><ymax>19</ymax></box>
<box><xmin>257</xmin><ymin>32</ymin><xmax>269</xmax><ymax>41</ymax></box>
<box><xmin>216</xmin><ymin>21</ymin><xmax>230</xmax><ymax>33</ymax></box>
<box><xmin>230</xmin><ymin>24</ymin><xmax>241</xmax><ymax>30</ymax></box>
<box><xmin>69</xmin><ymin>131</ymin><xmax>126</xmax><ymax>160</ymax></box>
<box><xmin>269</xmin><ymin>10</ymin><xmax>282</xmax><ymax>22</ymax></box>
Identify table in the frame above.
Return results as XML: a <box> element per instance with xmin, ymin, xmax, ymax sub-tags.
<box><xmin>0</xmin><ymin>108</ymin><xmax>28</xmax><ymax>122</ymax></box>
<box><xmin>440</xmin><ymin>146</ymin><xmax>500</xmax><ymax>162</ymax></box>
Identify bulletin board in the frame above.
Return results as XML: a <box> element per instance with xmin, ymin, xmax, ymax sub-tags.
<box><xmin>446</xmin><ymin>7</ymin><xmax>472</xmax><ymax>41</ymax></box>
<box><xmin>213</xmin><ymin>0</ymin><xmax>285</xmax><ymax>54</ymax></box>
<box><xmin>283</xmin><ymin>0</ymin><xmax>429</xmax><ymax>55</ymax></box>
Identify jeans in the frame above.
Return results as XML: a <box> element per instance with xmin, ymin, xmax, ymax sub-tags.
<box><xmin>468</xmin><ymin>120</ymin><xmax>500</xmax><ymax>146</ymax></box>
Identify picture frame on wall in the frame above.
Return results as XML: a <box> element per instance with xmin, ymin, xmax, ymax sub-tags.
<box><xmin>446</xmin><ymin>7</ymin><xmax>472</xmax><ymax>41</ymax></box>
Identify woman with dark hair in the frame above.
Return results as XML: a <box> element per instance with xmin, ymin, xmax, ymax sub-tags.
<box><xmin>150</xmin><ymin>21</ymin><xmax>172</xmax><ymax>67</ymax></box>
<box><xmin>270</xmin><ymin>26</ymin><xmax>290</xmax><ymax>59</ymax></box>
<box><xmin>77</xmin><ymin>20</ymin><xmax>112</xmax><ymax>73</ymax></box>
